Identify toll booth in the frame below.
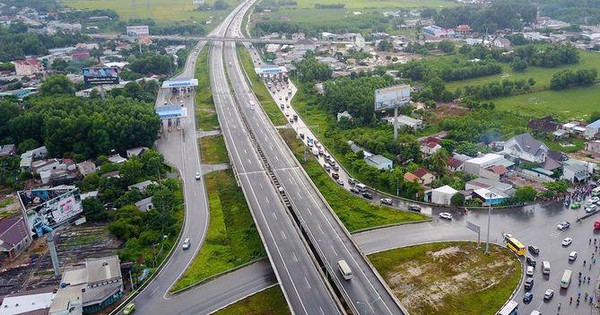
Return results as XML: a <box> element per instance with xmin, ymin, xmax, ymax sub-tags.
<box><xmin>161</xmin><ymin>79</ymin><xmax>199</xmax><ymax>94</ymax></box>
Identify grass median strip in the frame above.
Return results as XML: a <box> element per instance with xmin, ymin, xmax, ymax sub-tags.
<box><xmin>213</xmin><ymin>285</ymin><xmax>290</xmax><ymax>315</ymax></box>
<box><xmin>200</xmin><ymin>135</ymin><xmax>229</xmax><ymax>164</ymax></box>
<box><xmin>237</xmin><ymin>44</ymin><xmax>288</xmax><ymax>126</ymax></box>
<box><xmin>195</xmin><ymin>46</ymin><xmax>220</xmax><ymax>131</ymax></box>
<box><xmin>279</xmin><ymin>129</ymin><xmax>427</xmax><ymax>232</ymax></box>
<box><xmin>171</xmin><ymin>169</ymin><xmax>265</xmax><ymax>291</ymax></box>
<box><xmin>369</xmin><ymin>241</ymin><xmax>521</xmax><ymax>315</ymax></box>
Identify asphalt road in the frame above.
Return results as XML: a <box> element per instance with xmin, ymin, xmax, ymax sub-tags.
<box><xmin>207</xmin><ymin>4</ymin><xmax>344</xmax><ymax>314</ymax></box>
<box><xmin>223</xmin><ymin>21</ymin><xmax>407</xmax><ymax>315</ymax></box>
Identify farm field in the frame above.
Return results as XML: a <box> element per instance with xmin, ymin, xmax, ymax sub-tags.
<box><xmin>290</xmin><ymin>0</ymin><xmax>457</xmax><ymax>9</ymax></box>
<box><xmin>493</xmin><ymin>85</ymin><xmax>600</xmax><ymax>121</ymax></box>
<box><xmin>61</xmin><ymin>0</ymin><xmax>240</xmax><ymax>24</ymax></box>
<box><xmin>446</xmin><ymin>51</ymin><xmax>600</xmax><ymax>91</ymax></box>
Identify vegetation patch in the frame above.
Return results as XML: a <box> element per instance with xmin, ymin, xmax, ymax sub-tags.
<box><xmin>369</xmin><ymin>242</ymin><xmax>521</xmax><ymax>315</ymax></box>
<box><xmin>199</xmin><ymin>135</ymin><xmax>229</xmax><ymax>164</ymax></box>
<box><xmin>279</xmin><ymin>129</ymin><xmax>427</xmax><ymax>232</ymax></box>
<box><xmin>213</xmin><ymin>285</ymin><xmax>290</xmax><ymax>315</ymax></box>
<box><xmin>195</xmin><ymin>46</ymin><xmax>220</xmax><ymax>131</ymax></box>
<box><xmin>171</xmin><ymin>167</ymin><xmax>265</xmax><ymax>292</ymax></box>
<box><xmin>237</xmin><ymin>45</ymin><xmax>288</xmax><ymax>126</ymax></box>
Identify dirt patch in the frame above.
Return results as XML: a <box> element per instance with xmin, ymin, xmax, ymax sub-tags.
<box><xmin>370</xmin><ymin>242</ymin><xmax>521</xmax><ymax>315</ymax></box>
<box><xmin>427</xmin><ymin>103</ymin><xmax>470</xmax><ymax>122</ymax></box>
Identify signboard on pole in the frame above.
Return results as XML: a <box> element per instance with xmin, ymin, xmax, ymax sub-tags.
<box><xmin>83</xmin><ymin>67</ymin><xmax>120</xmax><ymax>85</ymax></box>
<box><xmin>466</xmin><ymin>220</ymin><xmax>481</xmax><ymax>248</ymax></box>
<box><xmin>374</xmin><ymin>84</ymin><xmax>411</xmax><ymax>111</ymax></box>
<box><xmin>18</xmin><ymin>187</ymin><xmax>83</xmax><ymax>236</ymax></box>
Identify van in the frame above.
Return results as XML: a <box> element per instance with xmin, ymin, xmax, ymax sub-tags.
<box><xmin>337</xmin><ymin>260</ymin><xmax>352</xmax><ymax>280</ymax></box>
<box><xmin>560</xmin><ymin>269</ymin><xmax>572</xmax><ymax>288</ymax></box>
<box><xmin>356</xmin><ymin>183</ymin><xmax>367</xmax><ymax>192</ymax></box>
<box><xmin>542</xmin><ymin>261</ymin><xmax>550</xmax><ymax>275</ymax></box>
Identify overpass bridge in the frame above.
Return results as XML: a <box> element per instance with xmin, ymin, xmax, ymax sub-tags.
<box><xmin>88</xmin><ymin>33</ymin><xmax>353</xmax><ymax>45</ymax></box>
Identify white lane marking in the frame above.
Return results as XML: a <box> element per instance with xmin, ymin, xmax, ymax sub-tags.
<box><xmin>292</xmin><ymin>251</ymin><xmax>298</xmax><ymax>263</ymax></box>
<box><xmin>265</xmin><ymin>197</ymin><xmax>270</xmax><ymax>204</ymax></box>
<box><xmin>271</xmin><ymin>212</ymin><xmax>277</xmax><ymax>220</ymax></box>
<box><xmin>331</xmin><ymin>245</ymin><xmax>338</xmax><ymax>256</ymax></box>
<box><xmin>280</xmin><ymin>230</ymin><xmax>287</xmax><ymax>240</ymax></box>
<box><xmin>317</xmin><ymin>224</ymin><xmax>325</xmax><ymax>235</ymax></box>
<box><xmin>304</xmin><ymin>276</ymin><xmax>312</xmax><ymax>289</ymax></box>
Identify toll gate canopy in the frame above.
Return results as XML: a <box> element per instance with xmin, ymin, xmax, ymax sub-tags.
<box><xmin>254</xmin><ymin>66</ymin><xmax>288</xmax><ymax>75</ymax></box>
<box><xmin>161</xmin><ymin>79</ymin><xmax>199</xmax><ymax>89</ymax></box>
<box><xmin>156</xmin><ymin>106</ymin><xmax>186</xmax><ymax>119</ymax></box>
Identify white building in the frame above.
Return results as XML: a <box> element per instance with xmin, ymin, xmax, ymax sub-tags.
<box><xmin>14</xmin><ymin>58</ymin><xmax>44</xmax><ymax>76</ymax></box>
<box><xmin>430</xmin><ymin>185</ymin><xmax>458</xmax><ymax>205</ymax></box>
<box><xmin>0</xmin><ymin>288</ymin><xmax>55</xmax><ymax>315</ymax></box>
<box><xmin>463</xmin><ymin>153</ymin><xmax>513</xmax><ymax>179</ymax></box>
<box><xmin>562</xmin><ymin>159</ymin><xmax>594</xmax><ymax>183</ymax></box>
<box><xmin>364</xmin><ymin>154</ymin><xmax>393</xmax><ymax>170</ymax></box>
<box><xmin>126</xmin><ymin>25</ymin><xmax>149</xmax><ymax>37</ymax></box>
<box><xmin>585</xmin><ymin>119</ymin><xmax>600</xmax><ymax>139</ymax></box>
<box><xmin>502</xmin><ymin>133</ymin><xmax>548</xmax><ymax>163</ymax></box>
<box><xmin>383</xmin><ymin>115</ymin><xmax>423</xmax><ymax>130</ymax></box>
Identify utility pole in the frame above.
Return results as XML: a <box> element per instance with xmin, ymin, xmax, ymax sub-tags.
<box><xmin>485</xmin><ymin>192</ymin><xmax>497</xmax><ymax>254</ymax></box>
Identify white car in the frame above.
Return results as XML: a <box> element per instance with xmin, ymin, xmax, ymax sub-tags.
<box><xmin>182</xmin><ymin>237</ymin><xmax>191</xmax><ymax>250</ymax></box>
<box><xmin>544</xmin><ymin>289</ymin><xmax>554</xmax><ymax>300</ymax></box>
<box><xmin>590</xmin><ymin>196</ymin><xmax>600</xmax><ymax>204</ymax></box>
<box><xmin>336</xmin><ymin>179</ymin><xmax>344</xmax><ymax>186</ymax></box>
<box><xmin>586</xmin><ymin>204</ymin><xmax>598</xmax><ymax>213</ymax></box>
<box><xmin>569</xmin><ymin>251</ymin><xmax>578</xmax><ymax>261</ymax></box>
<box><xmin>526</xmin><ymin>266</ymin><xmax>534</xmax><ymax>276</ymax></box>
<box><xmin>556</xmin><ymin>221</ymin><xmax>570</xmax><ymax>230</ymax></box>
<box><xmin>195</xmin><ymin>172</ymin><xmax>201</xmax><ymax>180</ymax></box>
<box><xmin>502</xmin><ymin>233</ymin><xmax>513</xmax><ymax>240</ymax></box>
<box><xmin>439</xmin><ymin>212</ymin><xmax>453</xmax><ymax>220</ymax></box>
<box><xmin>562</xmin><ymin>237</ymin><xmax>573</xmax><ymax>247</ymax></box>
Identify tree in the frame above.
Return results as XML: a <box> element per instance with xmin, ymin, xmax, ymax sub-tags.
<box><xmin>51</xmin><ymin>58</ymin><xmax>69</xmax><ymax>72</ymax></box>
<box><xmin>514</xmin><ymin>186</ymin><xmax>537</xmax><ymax>203</ymax></box>
<box><xmin>430</xmin><ymin>148</ymin><xmax>449</xmax><ymax>176</ymax></box>
<box><xmin>437</xmin><ymin>40</ymin><xmax>455</xmax><ymax>54</ymax></box>
<box><xmin>213</xmin><ymin>0</ymin><xmax>229</xmax><ymax>10</ymax></box>
<box><xmin>511</xmin><ymin>58</ymin><xmax>528</xmax><ymax>73</ymax></box>
<box><xmin>451</xmin><ymin>193</ymin><xmax>465</xmax><ymax>206</ymax></box>
<box><xmin>0</xmin><ymin>101</ymin><xmax>20</xmax><ymax>141</ymax></box>
<box><xmin>82</xmin><ymin>198</ymin><xmax>109</xmax><ymax>222</ymax></box>
<box><xmin>39</xmin><ymin>75</ymin><xmax>75</xmax><ymax>96</ymax></box>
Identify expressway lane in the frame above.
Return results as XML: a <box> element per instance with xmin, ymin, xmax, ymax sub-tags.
<box><xmin>222</xmin><ymin>19</ymin><xmax>407</xmax><ymax>315</ymax></box>
<box><xmin>209</xmin><ymin>22</ymin><xmax>344</xmax><ymax>314</ymax></box>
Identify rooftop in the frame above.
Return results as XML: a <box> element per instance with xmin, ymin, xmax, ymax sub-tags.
<box><xmin>433</xmin><ymin>185</ymin><xmax>458</xmax><ymax>194</ymax></box>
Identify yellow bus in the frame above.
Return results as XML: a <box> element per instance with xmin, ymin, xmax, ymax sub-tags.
<box><xmin>506</xmin><ymin>237</ymin><xmax>526</xmax><ymax>256</ymax></box>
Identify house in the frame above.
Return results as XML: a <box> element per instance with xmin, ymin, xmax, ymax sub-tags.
<box><xmin>49</xmin><ymin>255</ymin><xmax>123</xmax><ymax>315</ymax></box>
<box><xmin>135</xmin><ymin>197</ymin><xmax>154</xmax><ymax>211</ymax></box>
<box><xmin>540</xmin><ymin>150</ymin><xmax>563</xmax><ymax>171</ymax></box>
<box><xmin>422</xmin><ymin>25</ymin><xmax>455</xmax><ymax>38</ymax></box>
<box><xmin>76</xmin><ymin>161</ymin><xmax>97</xmax><ymax>176</ymax></box>
<box><xmin>562</xmin><ymin>159</ymin><xmax>593</xmax><ymax>183</ymax></box>
<box><xmin>19</xmin><ymin>146</ymin><xmax>48</xmax><ymax>170</ymax></box>
<box><xmin>383</xmin><ymin>115</ymin><xmax>423</xmax><ymax>130</ymax></box>
<box><xmin>430</xmin><ymin>185</ymin><xmax>458</xmax><ymax>205</ymax></box>
<box><xmin>337</xmin><ymin>111</ymin><xmax>353</xmax><ymax>122</ymax></box>
<box><xmin>0</xmin><ymin>215</ymin><xmax>32</xmax><ymax>260</ymax></box>
<box><xmin>447</xmin><ymin>157</ymin><xmax>465</xmax><ymax>172</ymax></box>
<box><xmin>420</xmin><ymin>137</ymin><xmax>441</xmax><ymax>156</ymax></box>
<box><xmin>404</xmin><ymin>172</ymin><xmax>420</xmax><ymax>183</ymax></box>
<box><xmin>465</xmin><ymin>177</ymin><xmax>515</xmax><ymax>197</ymax></box>
<box><xmin>473</xmin><ymin>188</ymin><xmax>506</xmax><ymax>205</ymax></box>
<box><xmin>413</xmin><ymin>167</ymin><xmax>435</xmax><ymax>185</ymax></box>
<box><xmin>586</xmin><ymin>140</ymin><xmax>600</xmax><ymax>153</ymax></box>
<box><xmin>0</xmin><ymin>144</ymin><xmax>16</xmax><ymax>157</ymax></box>
<box><xmin>0</xmin><ymin>287</ymin><xmax>55</xmax><ymax>314</ymax></box>
<box><xmin>463</xmin><ymin>153</ymin><xmax>514</xmax><ymax>180</ymax></box>
<box><xmin>502</xmin><ymin>133</ymin><xmax>549</xmax><ymax>163</ymax></box>
<box><xmin>126</xmin><ymin>146</ymin><xmax>149</xmax><ymax>158</ymax></box>
<box><xmin>585</xmin><ymin>119</ymin><xmax>600</xmax><ymax>139</ymax></box>
<box><xmin>455</xmin><ymin>24</ymin><xmax>472</xmax><ymax>34</ymax></box>
<box><xmin>493</xmin><ymin>38</ymin><xmax>512</xmax><ymax>48</ymax></box>
<box><xmin>128</xmin><ymin>180</ymin><xmax>157</xmax><ymax>193</ymax></box>
<box><xmin>364</xmin><ymin>154</ymin><xmax>393</xmax><ymax>170</ymax></box>
<box><xmin>100</xmin><ymin>170</ymin><xmax>121</xmax><ymax>179</ymax></box>
<box><xmin>294</xmin><ymin>38</ymin><xmax>317</xmax><ymax>53</ymax></box>
<box><xmin>107</xmin><ymin>154</ymin><xmax>127</xmax><ymax>164</ymax></box>
<box><xmin>527</xmin><ymin>116</ymin><xmax>561</xmax><ymax>135</ymax></box>
<box><xmin>14</xmin><ymin>58</ymin><xmax>44</xmax><ymax>76</ymax></box>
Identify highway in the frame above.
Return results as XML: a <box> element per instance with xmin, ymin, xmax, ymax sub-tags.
<box><xmin>207</xmin><ymin>1</ymin><xmax>344</xmax><ymax>314</ymax></box>
<box><xmin>222</xmin><ymin>13</ymin><xmax>407</xmax><ymax>315</ymax></box>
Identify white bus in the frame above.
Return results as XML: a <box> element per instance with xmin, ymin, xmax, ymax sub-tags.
<box><xmin>337</xmin><ymin>260</ymin><xmax>353</xmax><ymax>280</ymax></box>
<box><xmin>355</xmin><ymin>183</ymin><xmax>367</xmax><ymax>192</ymax></box>
<box><xmin>561</xmin><ymin>269</ymin><xmax>572</xmax><ymax>288</ymax></box>
<box><xmin>497</xmin><ymin>300</ymin><xmax>518</xmax><ymax>315</ymax></box>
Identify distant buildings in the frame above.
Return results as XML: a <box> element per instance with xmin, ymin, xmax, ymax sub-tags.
<box><xmin>14</xmin><ymin>58</ymin><xmax>44</xmax><ymax>76</ymax></box>
<box><xmin>0</xmin><ymin>144</ymin><xmax>16</xmax><ymax>157</ymax></box>
<box><xmin>585</xmin><ymin>119</ymin><xmax>600</xmax><ymax>139</ymax></box>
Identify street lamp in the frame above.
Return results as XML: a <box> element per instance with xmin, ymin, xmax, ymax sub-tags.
<box><xmin>485</xmin><ymin>192</ymin><xmax>497</xmax><ymax>255</ymax></box>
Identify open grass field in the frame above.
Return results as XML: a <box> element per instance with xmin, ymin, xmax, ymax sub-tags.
<box><xmin>369</xmin><ymin>242</ymin><xmax>521</xmax><ymax>315</ymax></box>
<box><xmin>446</xmin><ymin>51</ymin><xmax>600</xmax><ymax>92</ymax></box>
<box><xmin>213</xmin><ymin>286</ymin><xmax>290</xmax><ymax>315</ymax></box>
<box><xmin>62</xmin><ymin>0</ymin><xmax>240</xmax><ymax>24</ymax></box>
<box><xmin>200</xmin><ymin>135</ymin><xmax>229</xmax><ymax>164</ymax></box>
<box><xmin>171</xmin><ymin>169</ymin><xmax>265</xmax><ymax>292</ymax></box>
<box><xmin>237</xmin><ymin>45</ymin><xmax>288</xmax><ymax>126</ymax></box>
<box><xmin>280</xmin><ymin>129</ymin><xmax>427</xmax><ymax>232</ymax></box>
<box><xmin>282</xmin><ymin>0</ymin><xmax>457</xmax><ymax>10</ymax></box>
<box><xmin>493</xmin><ymin>85</ymin><xmax>600</xmax><ymax>121</ymax></box>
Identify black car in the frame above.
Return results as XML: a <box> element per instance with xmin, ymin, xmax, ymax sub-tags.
<box><xmin>528</xmin><ymin>245</ymin><xmax>540</xmax><ymax>255</ymax></box>
<box><xmin>523</xmin><ymin>292</ymin><xmax>533</xmax><ymax>304</ymax></box>
<box><xmin>526</xmin><ymin>256</ymin><xmax>536</xmax><ymax>267</ymax></box>
<box><xmin>524</xmin><ymin>278</ymin><xmax>534</xmax><ymax>290</ymax></box>
<box><xmin>408</xmin><ymin>205</ymin><xmax>422</xmax><ymax>212</ymax></box>
<box><xmin>362</xmin><ymin>192</ymin><xmax>373</xmax><ymax>199</ymax></box>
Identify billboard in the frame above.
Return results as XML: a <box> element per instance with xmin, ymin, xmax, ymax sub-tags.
<box><xmin>18</xmin><ymin>187</ymin><xmax>83</xmax><ymax>236</ymax></box>
<box><xmin>126</xmin><ymin>25</ymin><xmax>149</xmax><ymax>37</ymax></box>
<box><xmin>83</xmin><ymin>67</ymin><xmax>119</xmax><ymax>85</ymax></box>
<box><xmin>375</xmin><ymin>84</ymin><xmax>411</xmax><ymax>111</ymax></box>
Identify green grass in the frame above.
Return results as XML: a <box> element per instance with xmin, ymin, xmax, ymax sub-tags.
<box><xmin>172</xmin><ymin>169</ymin><xmax>266</xmax><ymax>291</ymax></box>
<box><xmin>200</xmin><ymin>135</ymin><xmax>229</xmax><ymax>164</ymax></box>
<box><xmin>0</xmin><ymin>196</ymin><xmax>14</xmax><ymax>209</ymax></box>
<box><xmin>280</xmin><ymin>129</ymin><xmax>427</xmax><ymax>232</ymax></box>
<box><xmin>493</xmin><ymin>85</ymin><xmax>600</xmax><ymax>121</ymax></box>
<box><xmin>446</xmin><ymin>51</ymin><xmax>600</xmax><ymax>92</ymax></box>
<box><xmin>543</xmin><ymin>136</ymin><xmax>586</xmax><ymax>153</ymax></box>
<box><xmin>62</xmin><ymin>0</ymin><xmax>240</xmax><ymax>25</ymax></box>
<box><xmin>213</xmin><ymin>286</ymin><xmax>290</xmax><ymax>315</ymax></box>
<box><xmin>369</xmin><ymin>242</ymin><xmax>521</xmax><ymax>315</ymax></box>
<box><xmin>195</xmin><ymin>46</ymin><xmax>220</xmax><ymax>131</ymax></box>
<box><xmin>237</xmin><ymin>45</ymin><xmax>288</xmax><ymax>126</ymax></box>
